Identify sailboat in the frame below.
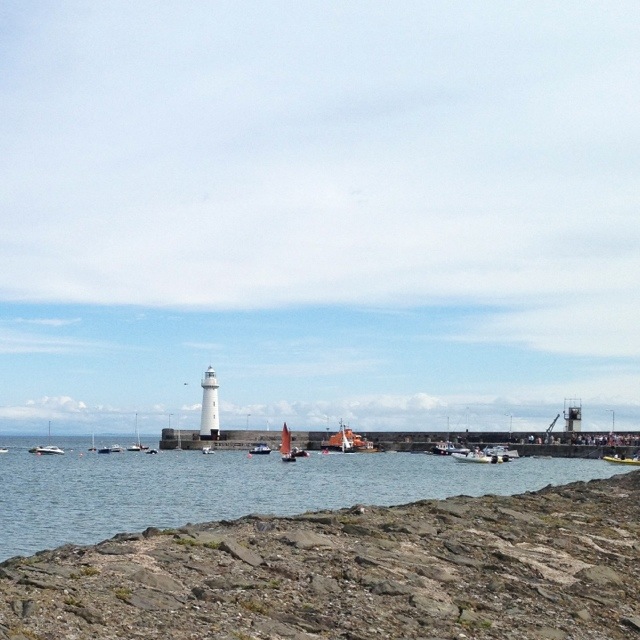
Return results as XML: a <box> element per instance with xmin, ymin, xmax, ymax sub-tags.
<box><xmin>280</xmin><ymin>422</ymin><xmax>296</xmax><ymax>463</ymax></box>
<box><xmin>127</xmin><ymin>413</ymin><xmax>147</xmax><ymax>451</ymax></box>
<box><xmin>88</xmin><ymin>432</ymin><xmax>97</xmax><ymax>452</ymax></box>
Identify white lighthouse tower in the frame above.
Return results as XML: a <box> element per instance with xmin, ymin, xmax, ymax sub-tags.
<box><xmin>200</xmin><ymin>366</ymin><xmax>220</xmax><ymax>439</ymax></box>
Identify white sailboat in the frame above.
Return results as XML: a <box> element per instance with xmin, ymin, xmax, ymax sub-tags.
<box><xmin>127</xmin><ymin>413</ymin><xmax>145</xmax><ymax>451</ymax></box>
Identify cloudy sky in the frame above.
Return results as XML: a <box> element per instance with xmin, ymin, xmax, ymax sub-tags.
<box><xmin>1</xmin><ymin>1</ymin><xmax>638</xmax><ymax>436</ymax></box>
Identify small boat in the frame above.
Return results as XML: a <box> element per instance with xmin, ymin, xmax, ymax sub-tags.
<box><xmin>280</xmin><ymin>422</ymin><xmax>296</xmax><ymax>463</ymax></box>
<box><xmin>29</xmin><ymin>422</ymin><xmax>64</xmax><ymax>455</ymax></box>
<box><xmin>0</xmin><ymin>447</ymin><xmax>8</xmax><ymax>454</ymax></box>
<box><xmin>88</xmin><ymin>432</ymin><xmax>96</xmax><ymax>452</ymax></box>
<box><xmin>452</xmin><ymin>450</ymin><xmax>503</xmax><ymax>464</ymax></box>
<box><xmin>202</xmin><ymin>446</ymin><xmax>215</xmax><ymax>454</ymax></box>
<box><xmin>98</xmin><ymin>444</ymin><xmax>125</xmax><ymax>454</ymax></box>
<box><xmin>291</xmin><ymin>447</ymin><xmax>310</xmax><ymax>458</ymax></box>
<box><xmin>433</xmin><ymin>441</ymin><xmax>471</xmax><ymax>456</ymax></box>
<box><xmin>482</xmin><ymin>445</ymin><xmax>519</xmax><ymax>461</ymax></box>
<box><xmin>249</xmin><ymin>442</ymin><xmax>272</xmax><ymax>455</ymax></box>
<box><xmin>145</xmin><ymin>448</ymin><xmax>158</xmax><ymax>455</ymax></box>
<box><xmin>127</xmin><ymin>414</ymin><xmax>148</xmax><ymax>450</ymax></box>
<box><xmin>603</xmin><ymin>455</ymin><xmax>640</xmax><ymax>466</ymax></box>
<box><xmin>29</xmin><ymin>445</ymin><xmax>65</xmax><ymax>456</ymax></box>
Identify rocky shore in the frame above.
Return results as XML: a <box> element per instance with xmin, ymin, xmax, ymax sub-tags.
<box><xmin>1</xmin><ymin>471</ymin><xmax>638</xmax><ymax>640</ymax></box>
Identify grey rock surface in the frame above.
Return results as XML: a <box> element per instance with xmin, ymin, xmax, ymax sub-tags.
<box><xmin>0</xmin><ymin>469</ymin><xmax>638</xmax><ymax>639</ymax></box>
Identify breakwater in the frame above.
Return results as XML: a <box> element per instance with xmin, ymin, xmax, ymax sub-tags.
<box><xmin>160</xmin><ymin>428</ymin><xmax>640</xmax><ymax>458</ymax></box>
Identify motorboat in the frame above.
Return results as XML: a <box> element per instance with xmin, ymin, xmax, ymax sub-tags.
<box><xmin>603</xmin><ymin>455</ymin><xmax>640</xmax><ymax>466</ymax></box>
<box><xmin>145</xmin><ymin>448</ymin><xmax>158</xmax><ymax>455</ymax></box>
<box><xmin>202</xmin><ymin>446</ymin><xmax>215</xmax><ymax>454</ymax></box>
<box><xmin>29</xmin><ymin>422</ymin><xmax>64</xmax><ymax>455</ymax></box>
<box><xmin>432</xmin><ymin>441</ymin><xmax>471</xmax><ymax>456</ymax></box>
<box><xmin>249</xmin><ymin>442</ymin><xmax>272</xmax><ymax>455</ymax></box>
<box><xmin>482</xmin><ymin>446</ymin><xmax>519</xmax><ymax>461</ymax></box>
<box><xmin>29</xmin><ymin>445</ymin><xmax>65</xmax><ymax>456</ymax></box>
<box><xmin>0</xmin><ymin>447</ymin><xmax>8</xmax><ymax>454</ymax></box>
<box><xmin>98</xmin><ymin>444</ymin><xmax>125</xmax><ymax>454</ymax></box>
<box><xmin>452</xmin><ymin>450</ymin><xmax>503</xmax><ymax>464</ymax></box>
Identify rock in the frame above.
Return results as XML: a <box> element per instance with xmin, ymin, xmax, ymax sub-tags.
<box><xmin>576</xmin><ymin>564</ymin><xmax>624</xmax><ymax>586</ymax></box>
<box><xmin>0</xmin><ymin>469</ymin><xmax>637</xmax><ymax>640</ymax></box>
<box><xmin>281</xmin><ymin>530</ymin><xmax>333</xmax><ymax>550</ymax></box>
<box><xmin>123</xmin><ymin>587</ymin><xmax>184</xmax><ymax>611</ymax></box>
<box><xmin>309</xmin><ymin>573</ymin><xmax>341</xmax><ymax>595</ymax></box>
<box><xmin>532</xmin><ymin>626</ymin><xmax>567</xmax><ymax>639</ymax></box>
<box><xmin>130</xmin><ymin>568</ymin><xmax>184</xmax><ymax>592</ymax></box>
<box><xmin>410</xmin><ymin>595</ymin><xmax>459</xmax><ymax>619</ymax></box>
<box><xmin>621</xmin><ymin>616</ymin><xmax>640</xmax><ymax>631</ymax></box>
<box><xmin>218</xmin><ymin>539</ymin><xmax>264</xmax><ymax>567</ymax></box>
<box><xmin>370</xmin><ymin>580</ymin><xmax>415</xmax><ymax>596</ymax></box>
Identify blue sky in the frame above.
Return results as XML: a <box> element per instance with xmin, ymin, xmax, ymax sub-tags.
<box><xmin>1</xmin><ymin>2</ymin><xmax>639</xmax><ymax>436</ymax></box>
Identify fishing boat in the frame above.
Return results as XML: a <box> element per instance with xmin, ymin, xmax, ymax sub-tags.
<box><xmin>603</xmin><ymin>455</ymin><xmax>640</xmax><ymax>466</ymax></box>
<box><xmin>280</xmin><ymin>422</ymin><xmax>296</xmax><ymax>462</ymax></box>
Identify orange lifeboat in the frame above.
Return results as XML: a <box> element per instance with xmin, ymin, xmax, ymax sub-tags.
<box><xmin>322</xmin><ymin>424</ymin><xmax>378</xmax><ymax>452</ymax></box>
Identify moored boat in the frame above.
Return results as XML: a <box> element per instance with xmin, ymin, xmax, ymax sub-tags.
<box><xmin>29</xmin><ymin>445</ymin><xmax>65</xmax><ymax>456</ymax></box>
<box><xmin>603</xmin><ymin>455</ymin><xmax>640</xmax><ymax>466</ymax></box>
<box><xmin>280</xmin><ymin>422</ymin><xmax>296</xmax><ymax>462</ymax></box>
<box><xmin>249</xmin><ymin>442</ymin><xmax>272</xmax><ymax>455</ymax></box>
<box><xmin>482</xmin><ymin>445</ymin><xmax>519</xmax><ymax>461</ymax></box>
<box><xmin>322</xmin><ymin>420</ymin><xmax>378</xmax><ymax>453</ymax></box>
<box><xmin>433</xmin><ymin>441</ymin><xmax>471</xmax><ymax>456</ymax></box>
<box><xmin>98</xmin><ymin>444</ymin><xmax>125</xmax><ymax>454</ymax></box>
<box><xmin>452</xmin><ymin>450</ymin><xmax>504</xmax><ymax>464</ymax></box>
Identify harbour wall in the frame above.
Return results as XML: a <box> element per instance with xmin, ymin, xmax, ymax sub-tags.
<box><xmin>160</xmin><ymin>428</ymin><xmax>640</xmax><ymax>458</ymax></box>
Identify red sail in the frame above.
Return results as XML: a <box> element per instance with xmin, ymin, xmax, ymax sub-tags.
<box><xmin>280</xmin><ymin>422</ymin><xmax>291</xmax><ymax>455</ymax></box>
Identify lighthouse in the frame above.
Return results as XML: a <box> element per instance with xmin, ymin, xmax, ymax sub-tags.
<box><xmin>200</xmin><ymin>366</ymin><xmax>220</xmax><ymax>439</ymax></box>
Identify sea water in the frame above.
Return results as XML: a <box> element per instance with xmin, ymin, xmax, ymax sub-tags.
<box><xmin>0</xmin><ymin>435</ymin><xmax>634</xmax><ymax>562</ymax></box>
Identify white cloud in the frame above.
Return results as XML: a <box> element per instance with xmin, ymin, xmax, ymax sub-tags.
<box><xmin>1</xmin><ymin>1</ymin><xmax>639</xmax><ymax>413</ymax></box>
<box><xmin>13</xmin><ymin>318</ymin><xmax>82</xmax><ymax>327</ymax></box>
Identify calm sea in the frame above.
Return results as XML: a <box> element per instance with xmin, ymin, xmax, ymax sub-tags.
<box><xmin>0</xmin><ymin>435</ymin><xmax>634</xmax><ymax>562</ymax></box>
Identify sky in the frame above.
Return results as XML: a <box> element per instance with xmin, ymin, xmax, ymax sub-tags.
<box><xmin>1</xmin><ymin>1</ymin><xmax>639</xmax><ymax>437</ymax></box>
